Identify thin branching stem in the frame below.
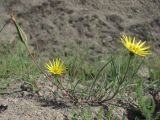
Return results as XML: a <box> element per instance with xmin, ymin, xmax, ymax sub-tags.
<box><xmin>93</xmin><ymin>57</ymin><xmax>118</xmax><ymax>97</ymax></box>
<box><xmin>87</xmin><ymin>59</ymin><xmax>112</xmax><ymax>100</ymax></box>
<box><xmin>99</xmin><ymin>54</ymin><xmax>132</xmax><ymax>103</ymax></box>
<box><xmin>72</xmin><ymin>79</ymin><xmax>81</xmax><ymax>93</ymax></box>
<box><xmin>0</xmin><ymin>19</ymin><xmax>10</xmax><ymax>33</ymax></box>
<box><xmin>55</xmin><ymin>76</ymin><xmax>65</xmax><ymax>90</ymax></box>
<box><xmin>131</xmin><ymin>57</ymin><xmax>144</xmax><ymax>78</ymax></box>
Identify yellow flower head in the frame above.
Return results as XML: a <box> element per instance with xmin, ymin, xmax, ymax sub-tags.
<box><xmin>45</xmin><ymin>58</ymin><xmax>66</xmax><ymax>76</ymax></box>
<box><xmin>120</xmin><ymin>35</ymin><xmax>151</xmax><ymax>57</ymax></box>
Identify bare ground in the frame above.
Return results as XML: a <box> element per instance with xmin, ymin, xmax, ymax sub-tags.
<box><xmin>0</xmin><ymin>97</ymin><xmax>67</xmax><ymax>120</ymax></box>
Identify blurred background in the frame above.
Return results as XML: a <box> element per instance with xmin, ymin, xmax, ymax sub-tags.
<box><xmin>0</xmin><ymin>0</ymin><xmax>160</xmax><ymax>59</ymax></box>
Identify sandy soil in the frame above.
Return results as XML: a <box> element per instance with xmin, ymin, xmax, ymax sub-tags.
<box><xmin>0</xmin><ymin>97</ymin><xmax>67</xmax><ymax>120</ymax></box>
<box><xmin>0</xmin><ymin>0</ymin><xmax>160</xmax><ymax>119</ymax></box>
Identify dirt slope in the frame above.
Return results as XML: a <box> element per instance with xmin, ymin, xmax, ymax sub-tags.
<box><xmin>0</xmin><ymin>0</ymin><xmax>160</xmax><ymax>56</ymax></box>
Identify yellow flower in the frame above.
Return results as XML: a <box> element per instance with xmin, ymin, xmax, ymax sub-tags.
<box><xmin>45</xmin><ymin>58</ymin><xmax>66</xmax><ymax>76</ymax></box>
<box><xmin>120</xmin><ymin>35</ymin><xmax>151</xmax><ymax>57</ymax></box>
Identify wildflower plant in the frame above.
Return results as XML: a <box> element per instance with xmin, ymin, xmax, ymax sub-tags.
<box><xmin>45</xmin><ymin>58</ymin><xmax>67</xmax><ymax>95</ymax></box>
<box><xmin>10</xmin><ymin>15</ymin><xmax>158</xmax><ymax>120</ymax></box>
<box><xmin>11</xmin><ymin>15</ymin><xmax>70</xmax><ymax>98</ymax></box>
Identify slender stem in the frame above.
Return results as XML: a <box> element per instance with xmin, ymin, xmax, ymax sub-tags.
<box><xmin>0</xmin><ymin>19</ymin><xmax>10</xmax><ymax>33</ymax></box>
<box><xmin>87</xmin><ymin>59</ymin><xmax>112</xmax><ymax>99</ymax></box>
<box><xmin>131</xmin><ymin>58</ymin><xmax>144</xmax><ymax>78</ymax></box>
<box><xmin>94</xmin><ymin>57</ymin><xmax>118</xmax><ymax>96</ymax></box>
<box><xmin>72</xmin><ymin>79</ymin><xmax>81</xmax><ymax>93</ymax></box>
<box><xmin>99</xmin><ymin>55</ymin><xmax>132</xmax><ymax>103</ymax></box>
<box><xmin>55</xmin><ymin>76</ymin><xmax>65</xmax><ymax>90</ymax></box>
<box><xmin>111</xmin><ymin>56</ymin><xmax>117</xmax><ymax>77</ymax></box>
<box><xmin>120</xmin><ymin>55</ymin><xmax>132</xmax><ymax>84</ymax></box>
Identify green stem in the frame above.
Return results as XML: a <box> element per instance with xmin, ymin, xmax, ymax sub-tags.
<box><xmin>0</xmin><ymin>19</ymin><xmax>10</xmax><ymax>33</ymax></box>
<box><xmin>87</xmin><ymin>59</ymin><xmax>112</xmax><ymax>100</ymax></box>
<box><xmin>99</xmin><ymin>55</ymin><xmax>132</xmax><ymax>103</ymax></box>
<box><xmin>55</xmin><ymin>76</ymin><xmax>65</xmax><ymax>90</ymax></box>
<box><xmin>131</xmin><ymin>58</ymin><xmax>144</xmax><ymax>78</ymax></box>
<box><xmin>72</xmin><ymin>79</ymin><xmax>81</xmax><ymax>93</ymax></box>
